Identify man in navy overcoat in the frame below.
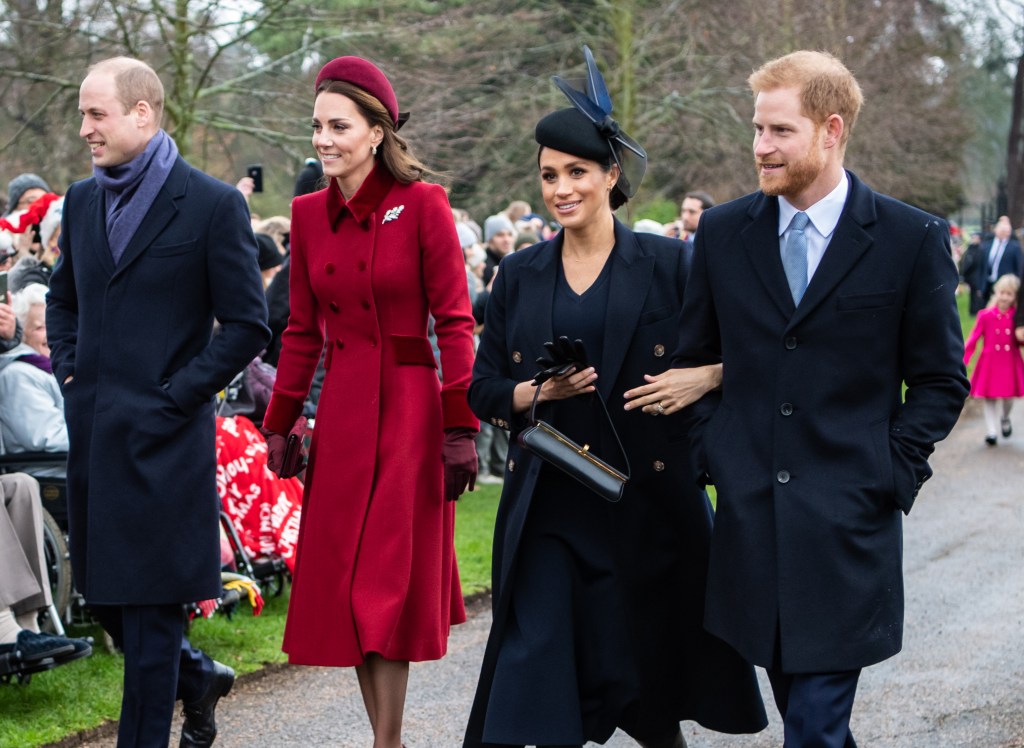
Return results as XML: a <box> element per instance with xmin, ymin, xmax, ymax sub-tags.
<box><xmin>47</xmin><ymin>57</ymin><xmax>269</xmax><ymax>747</ymax></box>
<box><xmin>674</xmin><ymin>51</ymin><xmax>969</xmax><ymax>747</ymax></box>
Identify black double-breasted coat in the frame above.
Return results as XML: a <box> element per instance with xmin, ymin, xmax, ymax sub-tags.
<box><xmin>674</xmin><ymin>171</ymin><xmax>970</xmax><ymax>673</ymax></box>
<box><xmin>47</xmin><ymin>157</ymin><xmax>270</xmax><ymax>605</ymax></box>
<box><xmin>464</xmin><ymin>220</ymin><xmax>766</xmax><ymax>746</ymax></box>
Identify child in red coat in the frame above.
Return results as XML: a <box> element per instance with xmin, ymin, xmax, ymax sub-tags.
<box><xmin>964</xmin><ymin>273</ymin><xmax>1024</xmax><ymax>444</ymax></box>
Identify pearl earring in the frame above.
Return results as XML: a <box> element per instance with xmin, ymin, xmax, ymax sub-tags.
<box><xmin>371</xmin><ymin>144</ymin><xmax>378</xmax><ymax>156</ymax></box>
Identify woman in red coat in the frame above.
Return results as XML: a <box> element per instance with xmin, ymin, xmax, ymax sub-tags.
<box><xmin>262</xmin><ymin>56</ymin><xmax>479</xmax><ymax>747</ymax></box>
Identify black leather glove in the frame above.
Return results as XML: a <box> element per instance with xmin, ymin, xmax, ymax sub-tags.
<box><xmin>442</xmin><ymin>428</ymin><xmax>478</xmax><ymax>501</ymax></box>
<box><xmin>533</xmin><ymin>336</ymin><xmax>589</xmax><ymax>384</ymax></box>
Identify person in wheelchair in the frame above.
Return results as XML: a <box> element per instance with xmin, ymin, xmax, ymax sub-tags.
<box><xmin>0</xmin><ymin>282</ymin><xmax>66</xmax><ymax>477</ymax></box>
<box><xmin>0</xmin><ymin>472</ymin><xmax>90</xmax><ymax>681</ymax></box>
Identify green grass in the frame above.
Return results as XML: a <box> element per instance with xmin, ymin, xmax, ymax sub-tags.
<box><xmin>0</xmin><ymin>485</ymin><xmax>503</xmax><ymax>747</ymax></box>
<box><xmin>456</xmin><ymin>482</ymin><xmax>501</xmax><ymax>595</ymax></box>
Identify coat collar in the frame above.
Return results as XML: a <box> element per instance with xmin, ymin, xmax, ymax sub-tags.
<box><xmin>741</xmin><ymin>169</ymin><xmax>876</xmax><ymax>328</ymax></box>
<box><xmin>518</xmin><ymin>218</ymin><xmax>654</xmax><ymax>398</ymax></box>
<box><xmin>325</xmin><ymin>164</ymin><xmax>395</xmax><ymax>231</ymax></box>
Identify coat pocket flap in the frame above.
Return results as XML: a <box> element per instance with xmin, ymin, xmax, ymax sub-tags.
<box><xmin>837</xmin><ymin>289</ymin><xmax>897</xmax><ymax>311</ymax></box>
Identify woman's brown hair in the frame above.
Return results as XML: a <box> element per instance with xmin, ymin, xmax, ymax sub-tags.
<box><xmin>315</xmin><ymin>80</ymin><xmax>430</xmax><ymax>184</ymax></box>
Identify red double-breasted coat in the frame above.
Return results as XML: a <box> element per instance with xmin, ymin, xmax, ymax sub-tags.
<box><xmin>263</xmin><ymin>164</ymin><xmax>477</xmax><ymax>666</ymax></box>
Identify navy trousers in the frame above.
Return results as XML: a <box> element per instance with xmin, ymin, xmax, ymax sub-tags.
<box><xmin>91</xmin><ymin>604</ymin><xmax>214</xmax><ymax>748</ymax></box>
<box><xmin>765</xmin><ymin>668</ymin><xmax>860</xmax><ymax>748</ymax></box>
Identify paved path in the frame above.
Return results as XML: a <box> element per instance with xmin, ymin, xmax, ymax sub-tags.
<box><xmin>67</xmin><ymin>402</ymin><xmax>1024</xmax><ymax>747</ymax></box>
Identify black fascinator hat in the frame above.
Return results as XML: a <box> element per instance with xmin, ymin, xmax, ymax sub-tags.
<box><xmin>535</xmin><ymin>45</ymin><xmax>648</xmax><ymax>204</ymax></box>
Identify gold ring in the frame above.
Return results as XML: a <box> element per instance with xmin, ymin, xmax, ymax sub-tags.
<box><xmin>654</xmin><ymin>402</ymin><xmax>666</xmax><ymax>415</ymax></box>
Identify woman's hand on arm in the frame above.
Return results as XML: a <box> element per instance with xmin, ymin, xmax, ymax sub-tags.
<box><xmin>622</xmin><ymin>363</ymin><xmax>722</xmax><ymax>416</ymax></box>
<box><xmin>511</xmin><ymin>367</ymin><xmax>598</xmax><ymax>414</ymax></box>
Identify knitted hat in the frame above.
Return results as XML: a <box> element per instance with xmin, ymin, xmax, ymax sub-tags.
<box><xmin>294</xmin><ymin>158</ymin><xmax>323</xmax><ymax>198</ymax></box>
<box><xmin>315</xmin><ymin>56</ymin><xmax>402</xmax><ymax>128</ymax></box>
<box><xmin>6</xmin><ymin>173</ymin><xmax>51</xmax><ymax>216</ymax></box>
<box><xmin>456</xmin><ymin>222</ymin><xmax>478</xmax><ymax>249</ymax></box>
<box><xmin>255</xmin><ymin>233</ymin><xmax>284</xmax><ymax>271</ymax></box>
<box><xmin>9</xmin><ymin>256</ymin><xmax>50</xmax><ymax>293</ymax></box>
<box><xmin>484</xmin><ymin>214</ymin><xmax>516</xmax><ymax>243</ymax></box>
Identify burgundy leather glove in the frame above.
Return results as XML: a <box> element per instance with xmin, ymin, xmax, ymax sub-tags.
<box><xmin>261</xmin><ymin>417</ymin><xmax>308</xmax><ymax>479</ymax></box>
<box><xmin>442</xmin><ymin>427</ymin><xmax>478</xmax><ymax>502</ymax></box>
<box><xmin>260</xmin><ymin>428</ymin><xmax>289</xmax><ymax>478</ymax></box>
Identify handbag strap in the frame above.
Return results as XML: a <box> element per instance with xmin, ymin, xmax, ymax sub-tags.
<box><xmin>528</xmin><ymin>383</ymin><xmax>632</xmax><ymax>479</ymax></box>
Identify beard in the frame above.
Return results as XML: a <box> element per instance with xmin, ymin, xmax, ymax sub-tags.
<box><xmin>756</xmin><ymin>135</ymin><xmax>827</xmax><ymax>199</ymax></box>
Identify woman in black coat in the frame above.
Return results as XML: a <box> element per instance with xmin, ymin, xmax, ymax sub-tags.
<box><xmin>463</xmin><ymin>49</ymin><xmax>766</xmax><ymax>748</ymax></box>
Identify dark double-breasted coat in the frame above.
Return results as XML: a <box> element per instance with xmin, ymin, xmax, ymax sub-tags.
<box><xmin>47</xmin><ymin>157</ymin><xmax>270</xmax><ymax>605</ymax></box>
<box><xmin>464</xmin><ymin>220</ymin><xmax>766</xmax><ymax>747</ymax></box>
<box><xmin>674</xmin><ymin>170</ymin><xmax>969</xmax><ymax>674</ymax></box>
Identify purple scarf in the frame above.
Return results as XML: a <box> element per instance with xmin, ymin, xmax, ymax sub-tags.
<box><xmin>17</xmin><ymin>353</ymin><xmax>52</xmax><ymax>374</ymax></box>
<box><xmin>93</xmin><ymin>129</ymin><xmax>179</xmax><ymax>265</ymax></box>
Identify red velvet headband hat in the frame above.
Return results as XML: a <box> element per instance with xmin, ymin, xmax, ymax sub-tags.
<box><xmin>314</xmin><ymin>56</ymin><xmax>409</xmax><ymax>131</ymax></box>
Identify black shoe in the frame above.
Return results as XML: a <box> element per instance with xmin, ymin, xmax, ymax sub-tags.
<box><xmin>1002</xmin><ymin>417</ymin><xmax>1012</xmax><ymax>437</ymax></box>
<box><xmin>985</xmin><ymin>435</ymin><xmax>998</xmax><ymax>446</ymax></box>
<box><xmin>179</xmin><ymin>661</ymin><xmax>234</xmax><ymax>747</ymax></box>
<box><xmin>6</xmin><ymin>630</ymin><xmax>76</xmax><ymax>663</ymax></box>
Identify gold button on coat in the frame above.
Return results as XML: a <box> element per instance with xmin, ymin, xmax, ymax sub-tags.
<box><xmin>512</xmin><ymin>351</ymin><xmax>522</xmax><ymax>363</ymax></box>
<box><xmin>653</xmin><ymin>344</ymin><xmax>665</xmax><ymax>357</ymax></box>
<box><xmin>653</xmin><ymin>460</ymin><xmax>665</xmax><ymax>471</ymax></box>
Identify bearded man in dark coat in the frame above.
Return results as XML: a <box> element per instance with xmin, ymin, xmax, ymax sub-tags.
<box><xmin>47</xmin><ymin>57</ymin><xmax>269</xmax><ymax>748</ymax></box>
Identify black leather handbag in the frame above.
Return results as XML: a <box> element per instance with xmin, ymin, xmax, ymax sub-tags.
<box><xmin>518</xmin><ymin>382</ymin><xmax>631</xmax><ymax>503</ymax></box>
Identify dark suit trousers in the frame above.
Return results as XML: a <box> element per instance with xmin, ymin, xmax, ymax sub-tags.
<box><xmin>765</xmin><ymin>667</ymin><xmax>860</xmax><ymax>748</ymax></box>
<box><xmin>90</xmin><ymin>604</ymin><xmax>214</xmax><ymax>748</ymax></box>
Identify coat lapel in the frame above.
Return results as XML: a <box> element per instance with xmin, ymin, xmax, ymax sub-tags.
<box><xmin>787</xmin><ymin>171</ymin><xmax>876</xmax><ymax>329</ymax></box>
<box><xmin>112</xmin><ymin>158</ymin><xmax>189</xmax><ymax>277</ymax></box>
<box><xmin>84</xmin><ymin>184</ymin><xmax>116</xmax><ymax>278</ymax></box>
<box><xmin>599</xmin><ymin>220</ymin><xmax>654</xmax><ymax>399</ymax></box>
<box><xmin>518</xmin><ymin>232</ymin><xmax>560</xmax><ymax>362</ymax></box>
<box><xmin>740</xmin><ymin>193</ymin><xmax>794</xmax><ymax>318</ymax></box>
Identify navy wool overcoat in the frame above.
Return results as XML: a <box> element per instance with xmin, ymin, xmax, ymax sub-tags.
<box><xmin>47</xmin><ymin>157</ymin><xmax>270</xmax><ymax>605</ymax></box>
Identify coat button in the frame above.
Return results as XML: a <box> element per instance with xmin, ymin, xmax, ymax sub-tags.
<box><xmin>335</xmin><ymin>338</ymin><xmax>344</xmax><ymax>349</ymax></box>
<box><xmin>653</xmin><ymin>344</ymin><xmax>666</xmax><ymax>357</ymax></box>
<box><xmin>508</xmin><ymin>459</ymin><xmax>516</xmax><ymax>472</ymax></box>
<box><xmin>780</xmin><ymin>403</ymin><xmax>793</xmax><ymax>416</ymax></box>
<box><xmin>784</xmin><ymin>336</ymin><xmax>797</xmax><ymax>350</ymax></box>
<box><xmin>512</xmin><ymin>351</ymin><xmax>522</xmax><ymax>363</ymax></box>
<box><xmin>357</xmin><ymin>260</ymin><xmax>367</xmax><ymax>271</ymax></box>
<box><xmin>777</xmin><ymin>470</ymin><xmax>790</xmax><ymax>484</ymax></box>
<box><xmin>325</xmin><ymin>262</ymin><xmax>335</xmax><ymax>274</ymax></box>
<box><xmin>361</xmin><ymin>300</ymin><xmax>371</xmax><ymax>310</ymax></box>
<box><xmin>329</xmin><ymin>301</ymin><xmax>339</xmax><ymax>313</ymax></box>
<box><xmin>652</xmin><ymin>460</ymin><xmax>666</xmax><ymax>471</ymax></box>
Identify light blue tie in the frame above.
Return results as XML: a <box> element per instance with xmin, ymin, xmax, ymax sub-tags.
<box><xmin>782</xmin><ymin>211</ymin><xmax>810</xmax><ymax>304</ymax></box>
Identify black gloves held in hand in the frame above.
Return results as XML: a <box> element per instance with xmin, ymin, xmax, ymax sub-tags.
<box><xmin>533</xmin><ymin>336</ymin><xmax>589</xmax><ymax>385</ymax></box>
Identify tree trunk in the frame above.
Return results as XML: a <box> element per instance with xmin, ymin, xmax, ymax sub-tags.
<box><xmin>1006</xmin><ymin>48</ymin><xmax>1024</xmax><ymax>228</ymax></box>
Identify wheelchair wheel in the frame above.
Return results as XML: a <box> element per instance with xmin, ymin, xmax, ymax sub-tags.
<box><xmin>41</xmin><ymin>508</ymin><xmax>72</xmax><ymax>631</ymax></box>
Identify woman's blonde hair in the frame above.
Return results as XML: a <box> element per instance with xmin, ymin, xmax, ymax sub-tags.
<box><xmin>315</xmin><ymin>80</ymin><xmax>430</xmax><ymax>185</ymax></box>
